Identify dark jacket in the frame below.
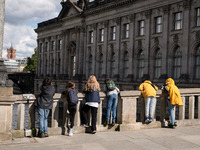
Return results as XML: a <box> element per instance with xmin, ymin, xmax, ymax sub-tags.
<box><xmin>84</xmin><ymin>90</ymin><xmax>100</xmax><ymax>104</ymax></box>
<box><xmin>37</xmin><ymin>85</ymin><xmax>55</xmax><ymax>109</ymax></box>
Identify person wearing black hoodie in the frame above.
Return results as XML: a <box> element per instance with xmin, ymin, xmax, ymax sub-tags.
<box><xmin>37</xmin><ymin>77</ymin><xmax>55</xmax><ymax>138</ymax></box>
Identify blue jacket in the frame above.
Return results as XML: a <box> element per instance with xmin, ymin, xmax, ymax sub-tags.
<box><xmin>84</xmin><ymin>90</ymin><xmax>100</xmax><ymax>104</ymax></box>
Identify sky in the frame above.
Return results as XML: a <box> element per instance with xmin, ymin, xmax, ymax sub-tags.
<box><xmin>3</xmin><ymin>0</ymin><xmax>62</xmax><ymax>59</ymax></box>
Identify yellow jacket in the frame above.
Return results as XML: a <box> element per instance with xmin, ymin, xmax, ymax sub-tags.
<box><xmin>165</xmin><ymin>78</ymin><xmax>183</xmax><ymax>106</ymax></box>
<box><xmin>139</xmin><ymin>80</ymin><xmax>158</xmax><ymax>98</ymax></box>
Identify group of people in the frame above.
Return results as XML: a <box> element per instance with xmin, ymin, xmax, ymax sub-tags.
<box><xmin>35</xmin><ymin>75</ymin><xmax>183</xmax><ymax>138</ymax></box>
<box><xmin>139</xmin><ymin>78</ymin><xmax>183</xmax><ymax>128</ymax></box>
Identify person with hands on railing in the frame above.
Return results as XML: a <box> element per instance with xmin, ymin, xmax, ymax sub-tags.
<box><xmin>66</xmin><ymin>81</ymin><xmax>78</xmax><ymax>136</ymax></box>
<box><xmin>80</xmin><ymin>75</ymin><xmax>100</xmax><ymax>134</ymax></box>
<box><xmin>139</xmin><ymin>79</ymin><xmax>158</xmax><ymax>124</ymax></box>
<box><xmin>163</xmin><ymin>78</ymin><xmax>183</xmax><ymax>128</ymax></box>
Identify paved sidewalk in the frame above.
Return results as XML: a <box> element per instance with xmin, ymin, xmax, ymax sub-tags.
<box><xmin>1</xmin><ymin>126</ymin><xmax>200</xmax><ymax>150</ymax></box>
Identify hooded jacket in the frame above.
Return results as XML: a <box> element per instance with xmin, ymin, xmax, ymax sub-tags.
<box><xmin>37</xmin><ymin>85</ymin><xmax>55</xmax><ymax>109</ymax></box>
<box><xmin>139</xmin><ymin>80</ymin><xmax>158</xmax><ymax>98</ymax></box>
<box><xmin>165</xmin><ymin>78</ymin><xmax>183</xmax><ymax>106</ymax></box>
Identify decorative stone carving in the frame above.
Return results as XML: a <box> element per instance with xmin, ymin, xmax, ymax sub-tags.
<box><xmin>130</xmin><ymin>14</ymin><xmax>135</xmax><ymax>22</ymax></box>
<box><xmin>104</xmin><ymin>20</ymin><xmax>109</xmax><ymax>28</ymax></box>
<box><xmin>162</xmin><ymin>5</ymin><xmax>170</xmax><ymax>15</ymax></box>
<box><xmin>183</xmin><ymin>0</ymin><xmax>191</xmax><ymax>10</ymax></box>
<box><xmin>138</xmin><ymin>40</ymin><xmax>142</xmax><ymax>49</ymax></box>
<box><xmin>116</xmin><ymin>17</ymin><xmax>121</xmax><ymax>26</ymax></box>
<box><xmin>154</xmin><ymin>37</ymin><xmax>159</xmax><ymax>46</ymax></box>
<box><xmin>145</xmin><ymin>10</ymin><xmax>152</xmax><ymax>18</ymax></box>
<box><xmin>173</xmin><ymin>34</ymin><xmax>179</xmax><ymax>44</ymax></box>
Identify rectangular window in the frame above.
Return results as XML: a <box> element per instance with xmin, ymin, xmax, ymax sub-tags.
<box><xmin>39</xmin><ymin>43</ymin><xmax>43</xmax><ymax>53</ymax></box>
<box><xmin>58</xmin><ymin>39</ymin><xmax>62</xmax><ymax>50</ymax></box>
<box><xmin>139</xmin><ymin>20</ymin><xmax>145</xmax><ymax>36</ymax></box>
<box><xmin>51</xmin><ymin>41</ymin><xmax>55</xmax><ymax>51</ymax></box>
<box><xmin>99</xmin><ymin>29</ymin><xmax>104</xmax><ymax>42</ymax></box>
<box><xmin>124</xmin><ymin>23</ymin><xmax>129</xmax><ymax>38</ymax></box>
<box><xmin>174</xmin><ymin>12</ymin><xmax>182</xmax><ymax>30</ymax></box>
<box><xmin>89</xmin><ymin>31</ymin><xmax>94</xmax><ymax>44</ymax></box>
<box><xmin>111</xmin><ymin>26</ymin><xmax>116</xmax><ymax>40</ymax></box>
<box><xmin>155</xmin><ymin>16</ymin><xmax>162</xmax><ymax>33</ymax></box>
<box><xmin>197</xmin><ymin>8</ymin><xmax>200</xmax><ymax>26</ymax></box>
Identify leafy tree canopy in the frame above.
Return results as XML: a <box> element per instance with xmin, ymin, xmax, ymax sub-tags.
<box><xmin>23</xmin><ymin>48</ymin><xmax>37</xmax><ymax>72</ymax></box>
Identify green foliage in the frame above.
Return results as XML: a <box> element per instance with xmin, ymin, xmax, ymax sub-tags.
<box><xmin>23</xmin><ymin>48</ymin><xmax>37</xmax><ymax>72</ymax></box>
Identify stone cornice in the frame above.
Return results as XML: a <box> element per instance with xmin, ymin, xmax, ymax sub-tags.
<box><xmin>84</xmin><ymin>0</ymin><xmax>138</xmax><ymax>16</ymax></box>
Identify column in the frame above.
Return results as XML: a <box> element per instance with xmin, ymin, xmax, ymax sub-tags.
<box><xmin>179</xmin><ymin>96</ymin><xmax>185</xmax><ymax>120</ymax></box>
<box><xmin>0</xmin><ymin>0</ymin><xmax>5</xmax><ymax>58</ymax></box>
<box><xmin>189</xmin><ymin>96</ymin><xmax>195</xmax><ymax>119</ymax></box>
<box><xmin>198</xmin><ymin>96</ymin><xmax>200</xmax><ymax>119</ymax></box>
<box><xmin>51</xmin><ymin>100</ymin><xmax>59</xmax><ymax>128</ymax></box>
<box><xmin>17</xmin><ymin>103</ymin><xmax>25</xmax><ymax>130</ymax></box>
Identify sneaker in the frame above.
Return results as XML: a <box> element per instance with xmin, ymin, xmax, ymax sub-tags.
<box><xmin>40</xmin><ymin>132</ymin><xmax>45</xmax><ymax>138</ymax></box>
<box><xmin>91</xmin><ymin>130</ymin><xmax>96</xmax><ymax>134</ymax></box>
<box><xmin>168</xmin><ymin>124</ymin><xmax>176</xmax><ymax>129</ymax></box>
<box><xmin>44</xmin><ymin>133</ymin><xmax>49</xmax><ymax>137</ymax></box>
<box><xmin>103</xmin><ymin>121</ymin><xmax>109</xmax><ymax>127</ymax></box>
<box><xmin>68</xmin><ymin>128</ymin><xmax>73</xmax><ymax>136</ymax></box>
<box><xmin>81</xmin><ymin>124</ymin><xmax>89</xmax><ymax>128</ymax></box>
<box><xmin>112</xmin><ymin>121</ymin><xmax>115</xmax><ymax>126</ymax></box>
<box><xmin>145</xmin><ymin>118</ymin><xmax>150</xmax><ymax>124</ymax></box>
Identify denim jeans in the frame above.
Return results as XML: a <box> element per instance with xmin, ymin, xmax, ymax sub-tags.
<box><xmin>38</xmin><ymin>108</ymin><xmax>50</xmax><ymax>134</ymax></box>
<box><xmin>168</xmin><ymin>100</ymin><xmax>176</xmax><ymax>125</ymax></box>
<box><xmin>145</xmin><ymin>96</ymin><xmax>156</xmax><ymax>120</ymax></box>
<box><xmin>106</xmin><ymin>94</ymin><xmax>118</xmax><ymax>122</ymax></box>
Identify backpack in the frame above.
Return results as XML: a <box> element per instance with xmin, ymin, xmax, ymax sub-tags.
<box><xmin>106</xmin><ymin>80</ymin><xmax>116</xmax><ymax>91</ymax></box>
<box><xmin>68</xmin><ymin>88</ymin><xmax>78</xmax><ymax>105</ymax></box>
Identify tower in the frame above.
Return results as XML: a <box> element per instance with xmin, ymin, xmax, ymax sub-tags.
<box><xmin>7</xmin><ymin>45</ymin><xmax>16</xmax><ymax>60</ymax></box>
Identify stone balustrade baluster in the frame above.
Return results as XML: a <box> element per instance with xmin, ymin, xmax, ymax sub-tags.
<box><xmin>189</xmin><ymin>96</ymin><xmax>195</xmax><ymax>119</ymax></box>
<box><xmin>51</xmin><ymin>100</ymin><xmax>59</xmax><ymax>128</ymax></box>
<box><xmin>17</xmin><ymin>103</ymin><xmax>25</xmax><ymax>130</ymax></box>
<box><xmin>198</xmin><ymin>96</ymin><xmax>200</xmax><ymax>119</ymax></box>
<box><xmin>179</xmin><ymin>96</ymin><xmax>185</xmax><ymax>120</ymax></box>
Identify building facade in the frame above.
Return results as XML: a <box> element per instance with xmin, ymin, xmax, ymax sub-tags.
<box><xmin>35</xmin><ymin>0</ymin><xmax>200</xmax><ymax>93</ymax></box>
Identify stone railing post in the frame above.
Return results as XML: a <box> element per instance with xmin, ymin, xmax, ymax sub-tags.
<box><xmin>118</xmin><ymin>91</ymin><xmax>139</xmax><ymax>124</ymax></box>
<box><xmin>179</xmin><ymin>96</ymin><xmax>185</xmax><ymax>120</ymax></box>
<box><xmin>51</xmin><ymin>100</ymin><xmax>59</xmax><ymax>128</ymax></box>
<box><xmin>198</xmin><ymin>96</ymin><xmax>200</xmax><ymax>119</ymax></box>
<box><xmin>189</xmin><ymin>96</ymin><xmax>195</xmax><ymax>119</ymax></box>
<box><xmin>17</xmin><ymin>103</ymin><xmax>25</xmax><ymax>130</ymax></box>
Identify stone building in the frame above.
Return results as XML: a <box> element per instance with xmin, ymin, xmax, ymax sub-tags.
<box><xmin>35</xmin><ymin>0</ymin><xmax>200</xmax><ymax>93</ymax></box>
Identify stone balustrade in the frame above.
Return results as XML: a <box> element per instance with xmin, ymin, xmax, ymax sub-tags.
<box><xmin>1</xmin><ymin>88</ymin><xmax>200</xmax><ymax>141</ymax></box>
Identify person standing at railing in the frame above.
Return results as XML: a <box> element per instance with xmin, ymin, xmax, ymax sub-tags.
<box><xmin>103</xmin><ymin>78</ymin><xmax>120</xmax><ymax>126</ymax></box>
<box><xmin>164</xmin><ymin>78</ymin><xmax>183</xmax><ymax>128</ymax></box>
<box><xmin>139</xmin><ymin>79</ymin><xmax>158</xmax><ymax>124</ymax></box>
<box><xmin>81</xmin><ymin>75</ymin><xmax>100</xmax><ymax>134</ymax></box>
<box><xmin>66</xmin><ymin>81</ymin><xmax>78</xmax><ymax>136</ymax></box>
<box><xmin>36</xmin><ymin>77</ymin><xmax>55</xmax><ymax>138</ymax></box>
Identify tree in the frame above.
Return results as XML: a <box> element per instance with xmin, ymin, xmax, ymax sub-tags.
<box><xmin>23</xmin><ymin>48</ymin><xmax>37</xmax><ymax>72</ymax></box>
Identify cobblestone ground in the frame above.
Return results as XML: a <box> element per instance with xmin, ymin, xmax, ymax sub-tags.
<box><xmin>1</xmin><ymin>126</ymin><xmax>200</xmax><ymax>150</ymax></box>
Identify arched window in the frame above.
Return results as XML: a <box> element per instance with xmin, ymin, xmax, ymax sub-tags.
<box><xmin>89</xmin><ymin>55</ymin><xmax>93</xmax><ymax>76</ymax></box>
<box><xmin>195</xmin><ymin>45</ymin><xmax>200</xmax><ymax>79</ymax></box>
<box><xmin>110</xmin><ymin>52</ymin><xmax>115</xmax><ymax>77</ymax></box>
<box><xmin>173</xmin><ymin>47</ymin><xmax>182</xmax><ymax>79</ymax></box>
<box><xmin>123</xmin><ymin>52</ymin><xmax>129</xmax><ymax>78</ymax></box>
<box><xmin>137</xmin><ymin>50</ymin><xmax>144</xmax><ymax>78</ymax></box>
<box><xmin>99</xmin><ymin>54</ymin><xmax>103</xmax><ymax>77</ymax></box>
<box><xmin>154</xmin><ymin>49</ymin><xmax>162</xmax><ymax>79</ymax></box>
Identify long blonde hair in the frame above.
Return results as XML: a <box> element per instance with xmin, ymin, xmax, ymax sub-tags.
<box><xmin>85</xmin><ymin>75</ymin><xmax>100</xmax><ymax>92</ymax></box>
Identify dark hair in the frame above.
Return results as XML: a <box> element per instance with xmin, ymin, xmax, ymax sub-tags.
<box><xmin>68</xmin><ymin>81</ymin><xmax>75</xmax><ymax>89</ymax></box>
<box><xmin>104</xmin><ymin>78</ymin><xmax>111</xmax><ymax>83</ymax></box>
<box><xmin>42</xmin><ymin>77</ymin><xmax>52</xmax><ymax>86</ymax></box>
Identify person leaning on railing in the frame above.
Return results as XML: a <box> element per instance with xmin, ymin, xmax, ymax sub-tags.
<box><xmin>163</xmin><ymin>78</ymin><xmax>183</xmax><ymax>128</ymax></box>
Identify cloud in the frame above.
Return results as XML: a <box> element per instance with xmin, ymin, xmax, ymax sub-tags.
<box><xmin>5</xmin><ymin>0</ymin><xmax>61</xmax><ymax>26</ymax></box>
<box><xmin>3</xmin><ymin>0</ymin><xmax>62</xmax><ymax>59</ymax></box>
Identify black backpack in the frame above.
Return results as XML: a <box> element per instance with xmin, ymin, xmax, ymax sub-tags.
<box><xmin>68</xmin><ymin>88</ymin><xmax>78</xmax><ymax>105</ymax></box>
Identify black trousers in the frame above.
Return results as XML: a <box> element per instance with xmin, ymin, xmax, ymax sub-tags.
<box><xmin>81</xmin><ymin>104</ymin><xmax>98</xmax><ymax>131</ymax></box>
<box><xmin>68</xmin><ymin>105</ymin><xmax>77</xmax><ymax>128</ymax></box>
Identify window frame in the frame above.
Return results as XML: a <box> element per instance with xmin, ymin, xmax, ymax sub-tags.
<box><xmin>89</xmin><ymin>31</ymin><xmax>94</xmax><ymax>44</ymax></box>
<box><xmin>174</xmin><ymin>12</ymin><xmax>183</xmax><ymax>30</ymax></box>
<box><xmin>111</xmin><ymin>26</ymin><xmax>116</xmax><ymax>40</ymax></box>
<box><xmin>99</xmin><ymin>28</ymin><xmax>104</xmax><ymax>42</ymax></box>
<box><xmin>196</xmin><ymin>8</ymin><xmax>200</xmax><ymax>27</ymax></box>
<box><xmin>124</xmin><ymin>23</ymin><xmax>130</xmax><ymax>39</ymax></box>
<box><xmin>155</xmin><ymin>16</ymin><xmax>162</xmax><ymax>33</ymax></box>
<box><xmin>139</xmin><ymin>20</ymin><xmax>145</xmax><ymax>36</ymax></box>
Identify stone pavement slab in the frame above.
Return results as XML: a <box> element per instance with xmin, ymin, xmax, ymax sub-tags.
<box><xmin>0</xmin><ymin>126</ymin><xmax>200</xmax><ymax>150</ymax></box>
